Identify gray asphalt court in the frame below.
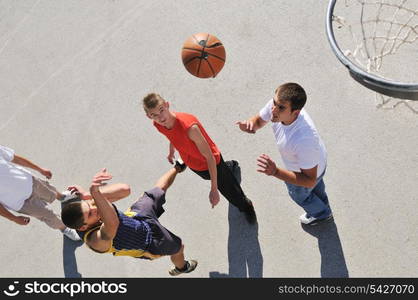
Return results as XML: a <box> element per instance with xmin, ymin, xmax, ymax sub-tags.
<box><xmin>0</xmin><ymin>0</ymin><xmax>417</xmax><ymax>278</ymax></box>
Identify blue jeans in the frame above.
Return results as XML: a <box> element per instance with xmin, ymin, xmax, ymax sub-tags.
<box><xmin>284</xmin><ymin>172</ymin><xmax>332</xmax><ymax>219</ymax></box>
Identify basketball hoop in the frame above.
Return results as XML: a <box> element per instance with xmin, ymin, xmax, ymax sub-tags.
<box><xmin>326</xmin><ymin>0</ymin><xmax>418</xmax><ymax>111</ymax></box>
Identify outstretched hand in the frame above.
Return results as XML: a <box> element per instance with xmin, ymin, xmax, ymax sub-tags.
<box><xmin>209</xmin><ymin>189</ymin><xmax>220</xmax><ymax>208</ymax></box>
<box><xmin>40</xmin><ymin>168</ymin><xmax>52</xmax><ymax>179</ymax></box>
<box><xmin>236</xmin><ymin>120</ymin><xmax>256</xmax><ymax>134</ymax></box>
<box><xmin>91</xmin><ymin>168</ymin><xmax>112</xmax><ymax>189</ymax></box>
<box><xmin>14</xmin><ymin>216</ymin><xmax>30</xmax><ymax>226</ymax></box>
<box><xmin>67</xmin><ymin>185</ymin><xmax>91</xmax><ymax>200</ymax></box>
<box><xmin>256</xmin><ymin>154</ymin><xmax>278</xmax><ymax>176</ymax></box>
<box><xmin>167</xmin><ymin>151</ymin><xmax>175</xmax><ymax>164</ymax></box>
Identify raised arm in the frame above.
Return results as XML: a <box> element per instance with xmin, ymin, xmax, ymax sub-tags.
<box><xmin>236</xmin><ymin>113</ymin><xmax>268</xmax><ymax>134</ymax></box>
<box><xmin>89</xmin><ymin>169</ymin><xmax>120</xmax><ymax>244</ymax></box>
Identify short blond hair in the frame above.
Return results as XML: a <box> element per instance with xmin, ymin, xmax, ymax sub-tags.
<box><xmin>142</xmin><ymin>93</ymin><xmax>165</xmax><ymax>112</ymax></box>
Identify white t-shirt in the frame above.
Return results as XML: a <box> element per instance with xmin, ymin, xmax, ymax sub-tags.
<box><xmin>0</xmin><ymin>145</ymin><xmax>33</xmax><ymax>211</ymax></box>
<box><xmin>259</xmin><ymin>99</ymin><xmax>327</xmax><ymax>177</ymax></box>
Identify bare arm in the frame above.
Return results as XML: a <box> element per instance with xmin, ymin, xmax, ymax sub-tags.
<box><xmin>12</xmin><ymin>154</ymin><xmax>52</xmax><ymax>179</ymax></box>
<box><xmin>0</xmin><ymin>203</ymin><xmax>30</xmax><ymax>225</ymax></box>
<box><xmin>167</xmin><ymin>142</ymin><xmax>176</xmax><ymax>164</ymax></box>
<box><xmin>188</xmin><ymin>125</ymin><xmax>220</xmax><ymax>208</ymax></box>
<box><xmin>188</xmin><ymin>125</ymin><xmax>217</xmax><ymax>190</ymax></box>
<box><xmin>67</xmin><ymin>183</ymin><xmax>130</xmax><ymax>202</ymax></box>
<box><xmin>257</xmin><ymin>154</ymin><xmax>317</xmax><ymax>188</ymax></box>
<box><xmin>236</xmin><ymin>113</ymin><xmax>268</xmax><ymax>134</ymax></box>
<box><xmin>89</xmin><ymin>169</ymin><xmax>120</xmax><ymax>242</ymax></box>
<box><xmin>274</xmin><ymin>166</ymin><xmax>317</xmax><ymax>188</ymax></box>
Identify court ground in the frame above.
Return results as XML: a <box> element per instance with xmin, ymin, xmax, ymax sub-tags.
<box><xmin>0</xmin><ymin>0</ymin><xmax>417</xmax><ymax>277</ymax></box>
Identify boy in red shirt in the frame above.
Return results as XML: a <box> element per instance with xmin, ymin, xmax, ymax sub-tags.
<box><xmin>142</xmin><ymin>93</ymin><xmax>256</xmax><ymax>224</ymax></box>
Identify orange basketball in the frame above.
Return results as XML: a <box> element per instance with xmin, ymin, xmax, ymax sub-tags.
<box><xmin>181</xmin><ymin>33</ymin><xmax>226</xmax><ymax>78</ymax></box>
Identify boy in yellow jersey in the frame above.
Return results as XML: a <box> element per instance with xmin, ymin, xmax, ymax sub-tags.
<box><xmin>61</xmin><ymin>161</ymin><xmax>197</xmax><ymax>276</ymax></box>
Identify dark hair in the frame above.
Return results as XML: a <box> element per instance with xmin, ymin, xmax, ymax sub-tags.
<box><xmin>61</xmin><ymin>200</ymin><xmax>85</xmax><ymax>229</ymax></box>
<box><xmin>275</xmin><ymin>82</ymin><xmax>307</xmax><ymax>111</ymax></box>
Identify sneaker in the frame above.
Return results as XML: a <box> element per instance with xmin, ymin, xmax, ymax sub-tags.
<box><xmin>299</xmin><ymin>213</ymin><xmax>333</xmax><ymax>226</ymax></box>
<box><xmin>174</xmin><ymin>158</ymin><xmax>187</xmax><ymax>173</ymax></box>
<box><xmin>244</xmin><ymin>200</ymin><xmax>257</xmax><ymax>224</ymax></box>
<box><xmin>62</xmin><ymin>227</ymin><xmax>82</xmax><ymax>241</ymax></box>
<box><xmin>168</xmin><ymin>260</ymin><xmax>198</xmax><ymax>276</ymax></box>
<box><xmin>59</xmin><ymin>190</ymin><xmax>79</xmax><ymax>203</ymax></box>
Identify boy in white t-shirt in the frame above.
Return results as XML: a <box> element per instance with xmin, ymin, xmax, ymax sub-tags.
<box><xmin>236</xmin><ymin>82</ymin><xmax>332</xmax><ymax>225</ymax></box>
<box><xmin>0</xmin><ymin>145</ymin><xmax>82</xmax><ymax>240</ymax></box>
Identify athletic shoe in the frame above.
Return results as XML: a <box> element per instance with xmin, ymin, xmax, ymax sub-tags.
<box><xmin>244</xmin><ymin>199</ymin><xmax>257</xmax><ymax>224</ymax></box>
<box><xmin>60</xmin><ymin>190</ymin><xmax>78</xmax><ymax>203</ymax></box>
<box><xmin>168</xmin><ymin>260</ymin><xmax>198</xmax><ymax>276</ymax></box>
<box><xmin>299</xmin><ymin>213</ymin><xmax>333</xmax><ymax>226</ymax></box>
<box><xmin>62</xmin><ymin>227</ymin><xmax>82</xmax><ymax>241</ymax></box>
<box><xmin>174</xmin><ymin>158</ymin><xmax>187</xmax><ymax>173</ymax></box>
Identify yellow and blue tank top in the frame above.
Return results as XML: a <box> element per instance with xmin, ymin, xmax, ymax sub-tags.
<box><xmin>79</xmin><ymin>205</ymin><xmax>157</xmax><ymax>259</ymax></box>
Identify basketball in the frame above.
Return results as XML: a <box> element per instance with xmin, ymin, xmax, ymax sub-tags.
<box><xmin>181</xmin><ymin>33</ymin><xmax>226</xmax><ymax>78</ymax></box>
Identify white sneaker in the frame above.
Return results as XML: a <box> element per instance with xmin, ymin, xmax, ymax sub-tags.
<box><xmin>168</xmin><ymin>260</ymin><xmax>198</xmax><ymax>276</ymax></box>
<box><xmin>299</xmin><ymin>213</ymin><xmax>333</xmax><ymax>225</ymax></box>
<box><xmin>60</xmin><ymin>190</ymin><xmax>78</xmax><ymax>203</ymax></box>
<box><xmin>62</xmin><ymin>227</ymin><xmax>82</xmax><ymax>241</ymax></box>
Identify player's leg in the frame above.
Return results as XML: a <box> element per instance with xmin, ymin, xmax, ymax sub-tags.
<box><xmin>169</xmin><ymin>245</ymin><xmax>198</xmax><ymax>276</ymax></box>
<box><xmin>18</xmin><ymin>194</ymin><xmax>63</xmax><ymax>230</ymax></box>
<box><xmin>285</xmin><ymin>181</ymin><xmax>332</xmax><ymax>225</ymax></box>
<box><xmin>170</xmin><ymin>244</ymin><xmax>186</xmax><ymax>269</ymax></box>
<box><xmin>145</xmin><ymin>219</ymin><xmax>198</xmax><ymax>276</ymax></box>
<box><xmin>190</xmin><ymin>157</ymin><xmax>256</xmax><ymax>223</ymax></box>
<box><xmin>18</xmin><ymin>193</ymin><xmax>81</xmax><ymax>240</ymax></box>
<box><xmin>154</xmin><ymin>167</ymin><xmax>178</xmax><ymax>192</ymax></box>
<box><xmin>312</xmin><ymin>177</ymin><xmax>330</xmax><ymax>207</ymax></box>
<box><xmin>154</xmin><ymin>159</ymin><xmax>186</xmax><ymax>192</ymax></box>
<box><xmin>32</xmin><ymin>177</ymin><xmax>60</xmax><ymax>203</ymax></box>
<box><xmin>216</xmin><ymin>159</ymin><xmax>256</xmax><ymax>223</ymax></box>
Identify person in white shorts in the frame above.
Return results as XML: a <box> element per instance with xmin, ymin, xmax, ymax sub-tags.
<box><xmin>0</xmin><ymin>144</ymin><xmax>81</xmax><ymax>240</ymax></box>
<box><xmin>236</xmin><ymin>82</ymin><xmax>332</xmax><ymax>226</ymax></box>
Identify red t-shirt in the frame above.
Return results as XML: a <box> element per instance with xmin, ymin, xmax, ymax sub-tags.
<box><xmin>154</xmin><ymin>112</ymin><xmax>221</xmax><ymax>171</ymax></box>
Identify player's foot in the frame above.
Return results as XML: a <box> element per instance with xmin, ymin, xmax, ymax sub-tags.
<box><xmin>244</xmin><ymin>199</ymin><xmax>257</xmax><ymax>224</ymax></box>
<box><xmin>169</xmin><ymin>260</ymin><xmax>198</xmax><ymax>276</ymax></box>
<box><xmin>174</xmin><ymin>158</ymin><xmax>187</xmax><ymax>173</ymax></box>
<box><xmin>299</xmin><ymin>213</ymin><xmax>333</xmax><ymax>226</ymax></box>
<box><xmin>59</xmin><ymin>190</ymin><xmax>79</xmax><ymax>203</ymax></box>
<box><xmin>61</xmin><ymin>227</ymin><xmax>82</xmax><ymax>241</ymax></box>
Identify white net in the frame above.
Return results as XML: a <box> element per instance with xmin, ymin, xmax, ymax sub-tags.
<box><xmin>332</xmin><ymin>0</ymin><xmax>418</xmax><ymax>112</ymax></box>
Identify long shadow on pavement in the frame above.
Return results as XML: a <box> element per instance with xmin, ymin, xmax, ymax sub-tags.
<box><xmin>301</xmin><ymin>219</ymin><xmax>349</xmax><ymax>277</ymax></box>
<box><xmin>210</xmin><ymin>203</ymin><xmax>263</xmax><ymax>278</ymax></box>
<box><xmin>61</xmin><ymin>201</ymin><xmax>84</xmax><ymax>278</ymax></box>
<box><xmin>63</xmin><ymin>236</ymin><xmax>84</xmax><ymax>278</ymax></box>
